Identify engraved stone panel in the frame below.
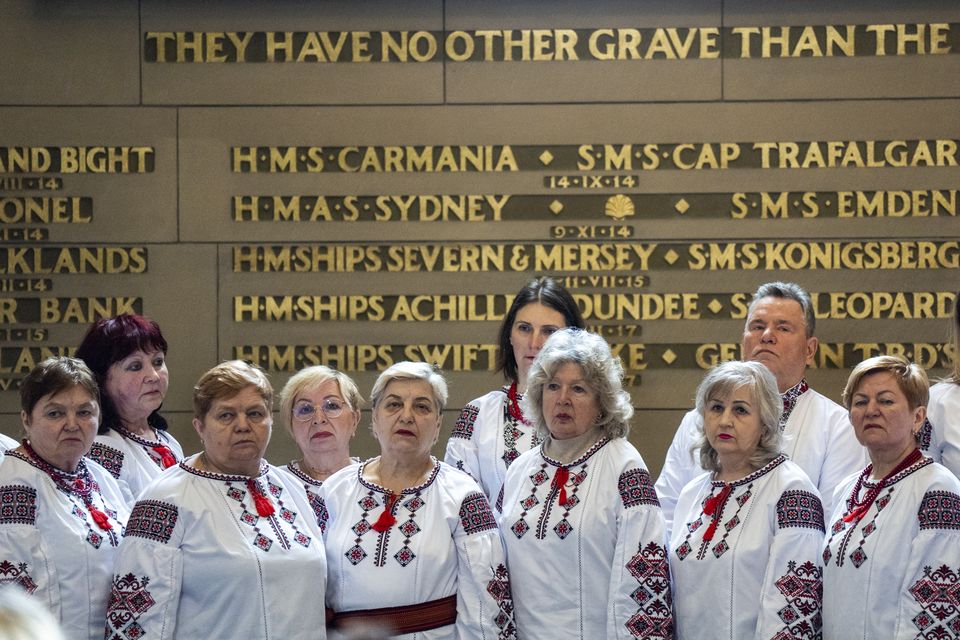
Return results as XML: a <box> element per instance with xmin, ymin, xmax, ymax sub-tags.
<box><xmin>0</xmin><ymin>1</ymin><xmax>139</xmax><ymax>105</ymax></box>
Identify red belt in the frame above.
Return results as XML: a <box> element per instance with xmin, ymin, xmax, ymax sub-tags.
<box><xmin>327</xmin><ymin>594</ymin><xmax>458</xmax><ymax>635</ymax></box>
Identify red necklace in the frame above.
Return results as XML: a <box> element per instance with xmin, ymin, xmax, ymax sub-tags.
<box><xmin>842</xmin><ymin>448</ymin><xmax>923</xmax><ymax>525</ymax></box>
<box><xmin>22</xmin><ymin>440</ymin><xmax>113</xmax><ymax>531</ymax></box>
<box><xmin>507</xmin><ymin>381</ymin><xmax>530</xmax><ymax>426</ymax></box>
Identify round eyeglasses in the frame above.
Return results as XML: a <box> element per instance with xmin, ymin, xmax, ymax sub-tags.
<box><xmin>292</xmin><ymin>399</ymin><xmax>346</xmax><ymax>421</ymax></box>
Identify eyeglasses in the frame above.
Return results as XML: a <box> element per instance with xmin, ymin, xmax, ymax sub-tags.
<box><xmin>292</xmin><ymin>399</ymin><xmax>347</xmax><ymax>421</ymax></box>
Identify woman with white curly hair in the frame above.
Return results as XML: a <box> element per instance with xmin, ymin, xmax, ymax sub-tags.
<box><xmin>499</xmin><ymin>328</ymin><xmax>673</xmax><ymax>639</ymax></box>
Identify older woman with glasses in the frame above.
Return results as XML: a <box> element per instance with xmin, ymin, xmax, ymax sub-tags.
<box><xmin>319</xmin><ymin>361</ymin><xmax>515</xmax><ymax>639</ymax></box>
<box><xmin>105</xmin><ymin>360</ymin><xmax>327</xmax><ymax>639</ymax></box>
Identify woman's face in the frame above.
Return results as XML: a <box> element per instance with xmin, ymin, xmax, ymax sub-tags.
<box><xmin>105</xmin><ymin>348</ymin><xmax>168</xmax><ymax>424</ymax></box>
<box><xmin>542</xmin><ymin>362</ymin><xmax>600</xmax><ymax>440</ymax></box>
<box><xmin>371</xmin><ymin>379</ymin><xmax>441</xmax><ymax>462</ymax></box>
<box><xmin>290</xmin><ymin>378</ymin><xmax>359</xmax><ymax>462</ymax></box>
<box><xmin>703</xmin><ymin>384</ymin><xmax>763</xmax><ymax>466</ymax></box>
<box><xmin>510</xmin><ymin>303</ymin><xmax>567</xmax><ymax>386</ymax></box>
<box><xmin>849</xmin><ymin>371</ymin><xmax>924</xmax><ymax>462</ymax></box>
<box><xmin>21</xmin><ymin>385</ymin><xmax>100</xmax><ymax>472</ymax></box>
<box><xmin>193</xmin><ymin>385</ymin><xmax>272</xmax><ymax>476</ymax></box>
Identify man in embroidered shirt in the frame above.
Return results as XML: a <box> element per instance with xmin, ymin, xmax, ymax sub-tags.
<box><xmin>655</xmin><ymin>281</ymin><xmax>867</xmax><ymax>535</ymax></box>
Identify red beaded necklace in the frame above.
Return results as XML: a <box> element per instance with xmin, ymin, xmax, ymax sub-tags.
<box><xmin>507</xmin><ymin>381</ymin><xmax>531</xmax><ymax>426</ymax></box>
<box><xmin>842</xmin><ymin>447</ymin><xmax>923</xmax><ymax>525</ymax></box>
<box><xmin>22</xmin><ymin>440</ymin><xmax>113</xmax><ymax>531</ymax></box>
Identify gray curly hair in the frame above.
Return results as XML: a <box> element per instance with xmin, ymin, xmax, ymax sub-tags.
<box><xmin>522</xmin><ymin>328</ymin><xmax>634</xmax><ymax>440</ymax></box>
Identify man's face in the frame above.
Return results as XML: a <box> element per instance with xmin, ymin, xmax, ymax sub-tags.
<box><xmin>741</xmin><ymin>296</ymin><xmax>817</xmax><ymax>392</ymax></box>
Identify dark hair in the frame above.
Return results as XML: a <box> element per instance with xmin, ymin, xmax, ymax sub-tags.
<box><xmin>75</xmin><ymin>314</ymin><xmax>169</xmax><ymax>434</ymax></box>
<box><xmin>20</xmin><ymin>356</ymin><xmax>100</xmax><ymax>416</ymax></box>
<box><xmin>495</xmin><ymin>277</ymin><xmax>585</xmax><ymax>382</ymax></box>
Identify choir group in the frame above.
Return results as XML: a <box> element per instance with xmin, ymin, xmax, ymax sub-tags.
<box><xmin>1</xmin><ymin>278</ymin><xmax>958</xmax><ymax>640</ymax></box>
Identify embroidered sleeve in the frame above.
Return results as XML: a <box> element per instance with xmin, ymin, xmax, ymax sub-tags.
<box><xmin>755</xmin><ymin>495</ymin><xmax>824</xmax><ymax>639</ymax></box>
<box><xmin>609</xmin><ymin>493</ymin><xmax>673</xmax><ymax>639</ymax></box>
<box><xmin>907</xmin><ymin>564</ymin><xmax>960</xmax><ymax>637</ymax></box>
<box><xmin>125</xmin><ymin>500</ymin><xmax>179</xmax><ymax>544</ymax></box>
<box><xmin>88</xmin><ymin>443</ymin><xmax>125</xmax><ymax>480</ymax></box>
<box><xmin>454</xmin><ymin>489</ymin><xmax>517</xmax><ymax>639</ymax></box>
<box><xmin>896</xmin><ymin>509</ymin><xmax>960</xmax><ymax>639</ymax></box>
<box><xmin>106</xmin><ymin>516</ymin><xmax>184</xmax><ymax>640</ymax></box>
<box><xmin>459</xmin><ymin>492</ymin><xmax>497</xmax><ymax>534</ymax></box>
<box><xmin>917</xmin><ymin>491</ymin><xmax>960</xmax><ymax>530</ymax></box>
<box><xmin>451</xmin><ymin>404</ymin><xmax>479</xmax><ymax>440</ymax></box>
<box><xmin>0</xmin><ymin>485</ymin><xmax>37</xmax><ymax>525</ymax></box>
<box><xmin>776</xmin><ymin>490</ymin><xmax>825</xmax><ymax>533</ymax></box>
<box><xmin>0</xmin><ymin>489</ymin><xmax>58</xmax><ymax>617</ymax></box>
<box><xmin>619</xmin><ymin>469</ymin><xmax>660</xmax><ymax>509</ymax></box>
<box><xmin>444</xmin><ymin>404</ymin><xmax>483</xmax><ymax>487</ymax></box>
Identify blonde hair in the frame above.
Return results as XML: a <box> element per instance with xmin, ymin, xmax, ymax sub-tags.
<box><xmin>843</xmin><ymin>355</ymin><xmax>929</xmax><ymax>411</ymax></box>
<box><xmin>278</xmin><ymin>366</ymin><xmax>363</xmax><ymax>437</ymax></box>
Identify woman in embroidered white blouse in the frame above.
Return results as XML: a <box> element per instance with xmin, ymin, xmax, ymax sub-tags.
<box><xmin>106</xmin><ymin>360</ymin><xmax>327</xmax><ymax>640</ymax></box>
<box><xmin>669</xmin><ymin>360</ymin><xmax>825</xmax><ymax>640</ymax></box>
<box><xmin>76</xmin><ymin>314</ymin><xmax>184</xmax><ymax>500</ymax></box>
<box><xmin>822</xmin><ymin>355</ymin><xmax>960</xmax><ymax>639</ymax></box>
<box><xmin>0</xmin><ymin>357</ymin><xmax>130</xmax><ymax>640</ymax></box>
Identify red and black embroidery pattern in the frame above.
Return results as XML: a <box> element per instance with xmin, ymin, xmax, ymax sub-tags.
<box><xmin>917</xmin><ymin>491</ymin><xmax>960</xmax><ymax>530</ymax></box>
<box><xmin>126</xmin><ymin>500</ymin><xmax>179</xmax><ymax>544</ymax></box>
<box><xmin>459</xmin><ymin>492</ymin><xmax>497</xmax><ymax>535</ymax></box>
<box><xmin>347</xmin><ymin>461</ymin><xmax>439</xmax><ymax>568</ymax></box>
<box><xmin>509</xmin><ymin>440</ymin><xmax>606</xmax><ymax>541</ymax></box>
<box><xmin>225</xmin><ymin>479</ymin><xmax>312</xmax><ymax>552</ymax></box>
<box><xmin>0</xmin><ymin>560</ymin><xmax>37</xmax><ymax>593</ymax></box>
<box><xmin>909</xmin><ymin>564</ymin><xmax>960</xmax><ymax>637</ymax></box>
<box><xmin>0</xmin><ymin>485</ymin><xmax>37</xmax><ymax>525</ymax></box>
<box><xmin>776</xmin><ymin>490</ymin><xmax>825</xmax><ymax>532</ymax></box>
<box><xmin>773</xmin><ymin>560</ymin><xmax>822</xmax><ymax>638</ymax></box>
<box><xmin>619</xmin><ymin>469</ymin><xmax>659</xmax><ymax>509</ymax></box>
<box><xmin>451</xmin><ymin>404</ymin><xmax>479</xmax><ymax>440</ymax></box>
<box><xmin>624</xmin><ymin>542</ymin><xmax>674</xmax><ymax>638</ymax></box>
<box><xmin>105</xmin><ymin>572</ymin><xmax>156</xmax><ymax>640</ymax></box>
<box><xmin>780</xmin><ymin>379</ymin><xmax>809</xmax><ymax>430</ymax></box>
<box><xmin>486</xmin><ymin>563</ymin><xmax>517</xmax><ymax>640</ymax></box>
<box><xmin>88</xmin><ymin>443</ymin><xmax>125</xmax><ymax>479</ymax></box>
<box><xmin>501</xmin><ymin>388</ymin><xmax>541</xmax><ymax>468</ymax></box>
<box><xmin>916</xmin><ymin>418</ymin><xmax>934</xmax><ymax>451</ymax></box>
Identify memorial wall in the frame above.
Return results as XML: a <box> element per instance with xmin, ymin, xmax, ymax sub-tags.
<box><xmin>1</xmin><ymin>0</ymin><xmax>958</xmax><ymax>476</ymax></box>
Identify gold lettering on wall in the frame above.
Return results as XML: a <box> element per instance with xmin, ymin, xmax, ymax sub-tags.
<box><xmin>143</xmin><ymin>24</ymin><xmax>958</xmax><ymax>62</ymax></box>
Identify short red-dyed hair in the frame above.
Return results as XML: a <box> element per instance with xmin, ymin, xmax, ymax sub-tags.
<box><xmin>75</xmin><ymin>314</ymin><xmax>168</xmax><ymax>434</ymax></box>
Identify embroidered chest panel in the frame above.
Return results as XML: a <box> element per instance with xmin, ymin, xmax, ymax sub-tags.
<box><xmin>223</xmin><ymin>478</ymin><xmax>313</xmax><ymax>552</ymax></box>
<box><xmin>499</xmin><ymin>400</ymin><xmax>541</xmax><ymax>470</ymax></box>
<box><xmin>823</xmin><ymin>486</ymin><xmax>895</xmax><ymax>569</ymax></box>
<box><xmin>509</xmin><ymin>460</ymin><xmax>591</xmax><ymax>541</ymax></box>
<box><xmin>345</xmin><ymin>489</ymin><xmax>429</xmax><ymax>567</ymax></box>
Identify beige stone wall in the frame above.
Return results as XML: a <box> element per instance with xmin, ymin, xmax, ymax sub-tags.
<box><xmin>1</xmin><ymin>1</ymin><xmax>958</xmax><ymax>475</ymax></box>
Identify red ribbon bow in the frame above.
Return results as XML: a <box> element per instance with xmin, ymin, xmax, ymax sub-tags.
<box><xmin>702</xmin><ymin>484</ymin><xmax>733</xmax><ymax>542</ymax></box>
<box><xmin>152</xmin><ymin>445</ymin><xmax>178</xmax><ymax>469</ymax></box>
<box><xmin>247</xmin><ymin>479</ymin><xmax>275</xmax><ymax>517</ymax></box>
<box><xmin>372</xmin><ymin>493</ymin><xmax>400</xmax><ymax>533</ymax></box>
<box><xmin>552</xmin><ymin>467</ymin><xmax>571</xmax><ymax>508</ymax></box>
